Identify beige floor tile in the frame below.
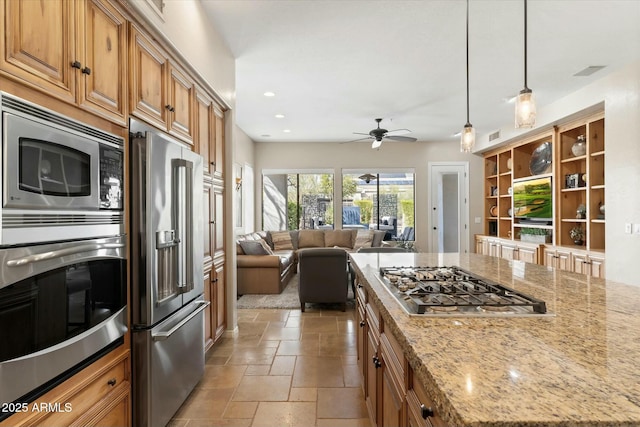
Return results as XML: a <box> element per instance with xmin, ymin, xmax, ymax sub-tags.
<box><xmin>262</xmin><ymin>325</ymin><xmax>301</xmax><ymax>341</ymax></box>
<box><xmin>338</xmin><ymin>318</ymin><xmax>357</xmax><ymax>334</ymax></box>
<box><xmin>186</xmin><ymin>420</ymin><xmax>252</xmax><ymax>427</ymax></box>
<box><xmin>302</xmin><ymin>316</ymin><xmax>339</xmax><ymax>333</ymax></box>
<box><xmin>227</xmin><ymin>346</ymin><xmax>277</xmax><ymax>365</ymax></box>
<box><xmin>255</xmin><ymin>310</ymin><xmax>291</xmax><ymax>322</ymax></box>
<box><xmin>284</xmin><ymin>316</ymin><xmax>302</xmax><ymax>328</ymax></box>
<box><xmin>260</xmin><ymin>340</ymin><xmax>280</xmax><ymax>348</ymax></box>
<box><xmin>251</xmin><ymin>402</ymin><xmax>316</xmax><ymax>427</ymax></box>
<box><xmin>167</xmin><ymin>420</ymin><xmax>189</xmax><ymax>427</ymax></box>
<box><xmin>270</xmin><ymin>355</ymin><xmax>296</xmax><ymax>376</ymax></box>
<box><xmin>198</xmin><ymin>365</ymin><xmax>247</xmax><ymax>389</ymax></box>
<box><xmin>205</xmin><ymin>355</ymin><xmax>230</xmax><ymax>365</ymax></box>
<box><xmin>276</xmin><ymin>339</ymin><xmax>319</xmax><ymax>356</ymax></box>
<box><xmin>317</xmin><ymin>387</ymin><xmax>368</xmax><ymax>419</ymax></box>
<box><xmin>288</xmin><ymin>387</ymin><xmax>317</xmax><ymax>402</ymax></box>
<box><xmin>173</xmin><ymin>387</ymin><xmax>234</xmax><ymax>419</ymax></box>
<box><xmin>232</xmin><ymin>375</ymin><xmax>292</xmax><ymax>402</ymax></box>
<box><xmin>342</xmin><ymin>363</ymin><xmax>362</xmax><ymax>388</ymax></box>
<box><xmin>245</xmin><ymin>365</ymin><xmax>271</xmax><ymax>375</ymax></box>
<box><xmin>316</xmin><ymin>418</ymin><xmax>373</xmax><ymax>427</ymax></box>
<box><xmin>319</xmin><ymin>333</ymin><xmax>356</xmax><ymax>356</ymax></box>
<box><xmin>342</xmin><ymin>355</ymin><xmax>358</xmax><ymax>365</ymax></box>
<box><xmin>292</xmin><ymin>356</ymin><xmax>344</xmax><ymax>387</ymax></box>
<box><xmin>223</xmin><ymin>401</ymin><xmax>259</xmax><ymax>419</ymax></box>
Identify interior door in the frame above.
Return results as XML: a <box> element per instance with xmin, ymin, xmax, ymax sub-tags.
<box><xmin>428</xmin><ymin>163</ymin><xmax>469</xmax><ymax>253</ymax></box>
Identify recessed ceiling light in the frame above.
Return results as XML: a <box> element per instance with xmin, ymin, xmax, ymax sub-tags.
<box><xmin>263</xmin><ymin>91</ymin><xmax>275</xmax><ymax>97</ymax></box>
<box><xmin>261</xmin><ymin>134</ymin><xmax>271</xmax><ymax>138</ymax></box>
<box><xmin>275</xmin><ymin>114</ymin><xmax>285</xmax><ymax>118</ymax></box>
<box><xmin>283</xmin><ymin>129</ymin><xmax>291</xmax><ymax>133</ymax></box>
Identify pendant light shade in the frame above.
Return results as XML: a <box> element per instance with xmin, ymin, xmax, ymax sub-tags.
<box><xmin>460</xmin><ymin>0</ymin><xmax>475</xmax><ymax>153</ymax></box>
<box><xmin>515</xmin><ymin>0</ymin><xmax>536</xmax><ymax>128</ymax></box>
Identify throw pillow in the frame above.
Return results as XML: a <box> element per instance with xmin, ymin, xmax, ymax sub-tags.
<box><xmin>298</xmin><ymin>230</ymin><xmax>325</xmax><ymax>248</ymax></box>
<box><xmin>371</xmin><ymin>230</ymin><xmax>386</xmax><ymax>248</ymax></box>
<box><xmin>325</xmin><ymin>230</ymin><xmax>354</xmax><ymax>249</ymax></box>
<box><xmin>354</xmin><ymin>230</ymin><xmax>373</xmax><ymax>249</ymax></box>
<box><xmin>270</xmin><ymin>230</ymin><xmax>294</xmax><ymax>251</ymax></box>
<box><xmin>239</xmin><ymin>240</ymin><xmax>273</xmax><ymax>255</ymax></box>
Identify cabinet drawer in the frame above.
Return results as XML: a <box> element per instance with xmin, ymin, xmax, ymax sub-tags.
<box><xmin>408</xmin><ymin>369</ymin><xmax>447</xmax><ymax>427</ymax></box>
<box><xmin>36</xmin><ymin>356</ymin><xmax>129</xmax><ymax>427</ymax></box>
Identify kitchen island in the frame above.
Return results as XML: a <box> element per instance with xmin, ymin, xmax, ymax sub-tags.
<box><xmin>349</xmin><ymin>252</ymin><xmax>640</xmax><ymax>427</ymax></box>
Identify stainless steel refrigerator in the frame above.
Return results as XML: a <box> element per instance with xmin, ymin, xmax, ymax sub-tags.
<box><xmin>129</xmin><ymin>119</ymin><xmax>208</xmax><ymax>427</ymax></box>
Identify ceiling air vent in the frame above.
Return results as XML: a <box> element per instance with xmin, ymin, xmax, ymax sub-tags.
<box><xmin>488</xmin><ymin>130</ymin><xmax>500</xmax><ymax>141</ymax></box>
<box><xmin>573</xmin><ymin>66</ymin><xmax>606</xmax><ymax>77</ymax></box>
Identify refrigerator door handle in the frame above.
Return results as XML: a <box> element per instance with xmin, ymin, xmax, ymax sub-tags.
<box><xmin>172</xmin><ymin>158</ymin><xmax>194</xmax><ymax>293</ymax></box>
<box><xmin>151</xmin><ymin>300</ymin><xmax>210</xmax><ymax>341</ymax></box>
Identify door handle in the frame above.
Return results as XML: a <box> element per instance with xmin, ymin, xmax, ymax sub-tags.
<box><xmin>152</xmin><ymin>301</ymin><xmax>210</xmax><ymax>341</ymax></box>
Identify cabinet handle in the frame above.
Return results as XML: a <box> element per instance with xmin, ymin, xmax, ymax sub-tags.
<box><xmin>71</xmin><ymin>60</ymin><xmax>81</xmax><ymax>69</ymax></box>
<box><xmin>107</xmin><ymin>378</ymin><xmax>117</xmax><ymax>387</ymax></box>
<box><xmin>420</xmin><ymin>404</ymin><xmax>434</xmax><ymax>419</ymax></box>
<box><xmin>359</xmin><ymin>321</ymin><xmax>365</xmax><ymax>328</ymax></box>
<box><xmin>357</xmin><ymin>284</ymin><xmax>363</xmax><ymax>289</ymax></box>
<box><xmin>81</xmin><ymin>66</ymin><xmax>91</xmax><ymax>75</ymax></box>
<box><xmin>165</xmin><ymin>104</ymin><xmax>175</xmax><ymax>112</ymax></box>
<box><xmin>211</xmin><ymin>161</ymin><xmax>216</xmax><ymax>166</ymax></box>
<box><xmin>372</xmin><ymin>356</ymin><xmax>381</xmax><ymax>369</ymax></box>
<box><xmin>210</xmin><ymin>220</ymin><xmax>215</xmax><ymax>224</ymax></box>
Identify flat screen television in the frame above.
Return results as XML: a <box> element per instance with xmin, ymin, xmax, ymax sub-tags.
<box><xmin>513</xmin><ymin>176</ymin><xmax>553</xmax><ymax>223</ymax></box>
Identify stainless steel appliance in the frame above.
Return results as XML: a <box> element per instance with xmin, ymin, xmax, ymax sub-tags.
<box><xmin>130</xmin><ymin>118</ymin><xmax>207</xmax><ymax>427</ymax></box>
<box><xmin>378</xmin><ymin>266</ymin><xmax>547</xmax><ymax>316</ymax></box>
<box><xmin>0</xmin><ymin>92</ymin><xmax>124</xmax><ymax>246</ymax></box>
<box><xmin>0</xmin><ymin>236</ymin><xmax>127</xmax><ymax>420</ymax></box>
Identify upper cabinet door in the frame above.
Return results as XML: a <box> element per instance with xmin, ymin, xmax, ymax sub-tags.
<box><xmin>78</xmin><ymin>0</ymin><xmax>128</xmax><ymax>124</ymax></box>
<box><xmin>212</xmin><ymin>107</ymin><xmax>225</xmax><ymax>180</ymax></box>
<box><xmin>168</xmin><ymin>62</ymin><xmax>194</xmax><ymax>143</ymax></box>
<box><xmin>130</xmin><ymin>24</ymin><xmax>168</xmax><ymax>130</ymax></box>
<box><xmin>1</xmin><ymin>0</ymin><xmax>76</xmax><ymax>103</ymax></box>
<box><xmin>195</xmin><ymin>87</ymin><xmax>213</xmax><ymax>177</ymax></box>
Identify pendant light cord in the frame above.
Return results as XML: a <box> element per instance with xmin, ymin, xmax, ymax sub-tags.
<box><xmin>523</xmin><ymin>0</ymin><xmax>528</xmax><ymax>90</ymax></box>
<box><xmin>465</xmin><ymin>0</ymin><xmax>470</xmax><ymax>124</ymax></box>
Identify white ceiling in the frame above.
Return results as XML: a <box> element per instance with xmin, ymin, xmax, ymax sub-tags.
<box><xmin>201</xmin><ymin>0</ymin><xmax>640</xmax><ymax>146</ymax></box>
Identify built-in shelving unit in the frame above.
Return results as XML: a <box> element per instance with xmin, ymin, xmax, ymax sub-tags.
<box><xmin>483</xmin><ymin>112</ymin><xmax>605</xmax><ymax>252</ymax></box>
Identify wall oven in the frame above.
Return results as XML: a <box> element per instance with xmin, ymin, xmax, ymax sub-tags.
<box><xmin>0</xmin><ymin>93</ymin><xmax>127</xmax><ymax>421</ymax></box>
<box><xmin>0</xmin><ymin>92</ymin><xmax>124</xmax><ymax>246</ymax></box>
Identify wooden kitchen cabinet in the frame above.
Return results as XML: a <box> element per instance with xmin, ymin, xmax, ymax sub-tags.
<box><xmin>572</xmin><ymin>251</ymin><xmax>605</xmax><ymax>278</ymax></box>
<box><xmin>379</xmin><ymin>327</ymin><xmax>406</xmax><ymax>427</ymax></box>
<box><xmin>1</xmin><ymin>0</ymin><xmax>128</xmax><ymax>125</ymax></box>
<box><xmin>543</xmin><ymin>246</ymin><xmax>573</xmax><ymax>271</ymax></box>
<box><xmin>0</xmin><ymin>346</ymin><xmax>131</xmax><ymax>427</ymax></box>
<box><xmin>130</xmin><ymin>23</ymin><xmax>194</xmax><ymax>143</ymax></box>
<box><xmin>407</xmin><ymin>367</ymin><xmax>447</xmax><ymax>427</ymax></box>
<box><xmin>365</xmin><ymin>302</ymin><xmax>381</xmax><ymax>425</ymax></box>
<box><xmin>356</xmin><ymin>282</ymin><xmax>367</xmax><ymax>389</ymax></box>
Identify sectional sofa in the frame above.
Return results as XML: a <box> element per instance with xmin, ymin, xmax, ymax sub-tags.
<box><xmin>236</xmin><ymin>229</ymin><xmax>386</xmax><ymax>295</ymax></box>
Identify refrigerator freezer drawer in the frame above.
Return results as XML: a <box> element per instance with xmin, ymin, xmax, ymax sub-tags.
<box><xmin>133</xmin><ymin>299</ymin><xmax>209</xmax><ymax>427</ymax></box>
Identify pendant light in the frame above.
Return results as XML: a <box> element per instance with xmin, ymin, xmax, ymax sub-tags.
<box><xmin>515</xmin><ymin>0</ymin><xmax>536</xmax><ymax>128</ymax></box>
<box><xmin>460</xmin><ymin>0</ymin><xmax>475</xmax><ymax>153</ymax></box>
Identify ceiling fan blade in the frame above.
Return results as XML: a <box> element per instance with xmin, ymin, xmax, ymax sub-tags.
<box><xmin>385</xmin><ymin>128</ymin><xmax>411</xmax><ymax>136</ymax></box>
<box><xmin>385</xmin><ymin>135</ymin><xmax>417</xmax><ymax>142</ymax></box>
<box><xmin>353</xmin><ymin>132</ymin><xmax>371</xmax><ymax>136</ymax></box>
<box><xmin>341</xmin><ymin>136</ymin><xmax>373</xmax><ymax>144</ymax></box>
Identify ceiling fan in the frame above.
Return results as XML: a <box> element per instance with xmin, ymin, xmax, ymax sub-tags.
<box><xmin>348</xmin><ymin>118</ymin><xmax>417</xmax><ymax>149</ymax></box>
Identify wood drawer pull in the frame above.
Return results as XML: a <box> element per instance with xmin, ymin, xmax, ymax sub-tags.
<box><xmin>107</xmin><ymin>378</ymin><xmax>117</xmax><ymax>387</ymax></box>
<box><xmin>420</xmin><ymin>404</ymin><xmax>434</xmax><ymax>419</ymax></box>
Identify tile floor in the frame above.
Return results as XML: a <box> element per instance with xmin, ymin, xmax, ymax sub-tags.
<box><xmin>169</xmin><ymin>307</ymin><xmax>372</xmax><ymax>427</ymax></box>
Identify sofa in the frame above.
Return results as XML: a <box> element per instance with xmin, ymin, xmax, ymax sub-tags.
<box><xmin>236</xmin><ymin>228</ymin><xmax>386</xmax><ymax>295</ymax></box>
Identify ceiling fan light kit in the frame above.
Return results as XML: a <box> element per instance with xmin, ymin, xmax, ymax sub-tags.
<box><xmin>515</xmin><ymin>0</ymin><xmax>537</xmax><ymax>128</ymax></box>
<box><xmin>460</xmin><ymin>0</ymin><xmax>475</xmax><ymax>153</ymax></box>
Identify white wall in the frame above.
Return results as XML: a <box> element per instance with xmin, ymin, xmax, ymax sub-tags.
<box><xmin>477</xmin><ymin>61</ymin><xmax>640</xmax><ymax>286</ymax></box>
<box><xmin>254</xmin><ymin>140</ymin><xmax>484</xmax><ymax>252</ymax></box>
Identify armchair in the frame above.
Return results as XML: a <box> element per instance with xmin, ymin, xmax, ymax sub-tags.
<box><xmin>298</xmin><ymin>248</ymin><xmax>349</xmax><ymax>312</ymax></box>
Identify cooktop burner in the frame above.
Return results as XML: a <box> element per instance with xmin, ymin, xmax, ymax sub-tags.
<box><xmin>378</xmin><ymin>266</ymin><xmax>547</xmax><ymax>316</ymax></box>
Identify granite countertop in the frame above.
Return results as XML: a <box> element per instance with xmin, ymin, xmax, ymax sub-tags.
<box><xmin>349</xmin><ymin>252</ymin><xmax>640</xmax><ymax>427</ymax></box>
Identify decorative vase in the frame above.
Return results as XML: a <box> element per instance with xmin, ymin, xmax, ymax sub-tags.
<box><xmin>571</xmin><ymin>135</ymin><xmax>587</xmax><ymax>156</ymax></box>
<box><xmin>574</xmin><ymin>239</ymin><xmax>584</xmax><ymax>246</ymax></box>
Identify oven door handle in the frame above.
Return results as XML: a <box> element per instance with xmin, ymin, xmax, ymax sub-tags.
<box><xmin>6</xmin><ymin>243</ymin><xmax>125</xmax><ymax>267</ymax></box>
<box><xmin>152</xmin><ymin>300</ymin><xmax>210</xmax><ymax>341</ymax></box>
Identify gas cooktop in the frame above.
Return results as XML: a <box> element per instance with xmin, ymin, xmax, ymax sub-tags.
<box><xmin>377</xmin><ymin>266</ymin><xmax>547</xmax><ymax>316</ymax></box>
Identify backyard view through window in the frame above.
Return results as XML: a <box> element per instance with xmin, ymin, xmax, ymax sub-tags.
<box><xmin>263</xmin><ymin>172</ymin><xmax>334</xmax><ymax>230</ymax></box>
<box><xmin>342</xmin><ymin>171</ymin><xmax>415</xmax><ymax>241</ymax></box>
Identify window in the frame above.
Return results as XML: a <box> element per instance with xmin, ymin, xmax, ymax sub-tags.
<box><xmin>263</xmin><ymin>171</ymin><xmax>334</xmax><ymax>230</ymax></box>
<box><xmin>342</xmin><ymin>171</ymin><xmax>415</xmax><ymax>241</ymax></box>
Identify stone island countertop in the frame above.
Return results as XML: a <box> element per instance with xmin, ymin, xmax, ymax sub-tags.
<box><xmin>349</xmin><ymin>252</ymin><xmax>640</xmax><ymax>427</ymax></box>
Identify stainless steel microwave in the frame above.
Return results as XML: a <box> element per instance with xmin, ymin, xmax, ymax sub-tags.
<box><xmin>0</xmin><ymin>93</ymin><xmax>124</xmax><ymax>245</ymax></box>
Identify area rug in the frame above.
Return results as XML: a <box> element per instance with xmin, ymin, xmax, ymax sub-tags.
<box><xmin>236</xmin><ymin>275</ymin><xmax>355</xmax><ymax>310</ymax></box>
